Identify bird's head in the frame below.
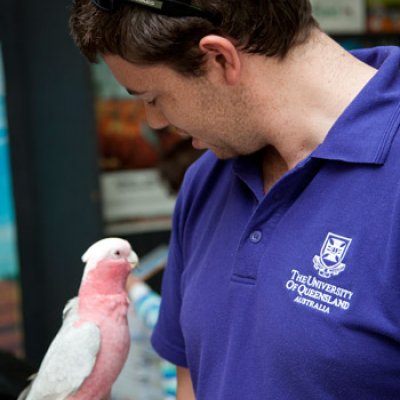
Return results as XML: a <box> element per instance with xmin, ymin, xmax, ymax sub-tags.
<box><xmin>80</xmin><ymin>238</ymin><xmax>139</xmax><ymax>293</ymax></box>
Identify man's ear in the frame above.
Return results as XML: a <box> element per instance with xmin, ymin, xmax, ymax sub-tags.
<box><xmin>199</xmin><ymin>35</ymin><xmax>241</xmax><ymax>85</ymax></box>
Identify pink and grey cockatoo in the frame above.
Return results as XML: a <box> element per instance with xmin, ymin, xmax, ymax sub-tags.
<box><xmin>18</xmin><ymin>237</ymin><xmax>139</xmax><ymax>400</ymax></box>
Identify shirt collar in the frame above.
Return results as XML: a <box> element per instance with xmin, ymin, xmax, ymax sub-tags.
<box><xmin>312</xmin><ymin>46</ymin><xmax>400</xmax><ymax>165</ymax></box>
<box><xmin>233</xmin><ymin>46</ymin><xmax>400</xmax><ymax>193</ymax></box>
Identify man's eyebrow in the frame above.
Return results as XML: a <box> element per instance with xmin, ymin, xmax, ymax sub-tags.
<box><xmin>126</xmin><ymin>87</ymin><xmax>145</xmax><ymax>96</ymax></box>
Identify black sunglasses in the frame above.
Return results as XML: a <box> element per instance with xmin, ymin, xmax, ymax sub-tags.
<box><xmin>92</xmin><ymin>0</ymin><xmax>220</xmax><ymax>24</ymax></box>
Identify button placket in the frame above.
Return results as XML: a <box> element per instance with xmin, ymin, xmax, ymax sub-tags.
<box><xmin>231</xmin><ymin>199</ymin><xmax>288</xmax><ymax>284</ymax></box>
<box><xmin>231</xmin><ymin>157</ymin><xmax>320</xmax><ymax>285</ymax></box>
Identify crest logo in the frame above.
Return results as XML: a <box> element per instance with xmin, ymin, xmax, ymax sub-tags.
<box><xmin>313</xmin><ymin>232</ymin><xmax>352</xmax><ymax>278</ymax></box>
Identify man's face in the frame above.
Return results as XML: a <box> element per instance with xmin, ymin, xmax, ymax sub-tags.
<box><xmin>103</xmin><ymin>54</ymin><xmax>267</xmax><ymax>159</ymax></box>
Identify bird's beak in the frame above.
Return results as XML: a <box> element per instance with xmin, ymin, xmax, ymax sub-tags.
<box><xmin>128</xmin><ymin>251</ymin><xmax>139</xmax><ymax>269</ymax></box>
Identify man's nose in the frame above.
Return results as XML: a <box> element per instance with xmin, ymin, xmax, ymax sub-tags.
<box><xmin>144</xmin><ymin>103</ymin><xmax>169</xmax><ymax>130</ymax></box>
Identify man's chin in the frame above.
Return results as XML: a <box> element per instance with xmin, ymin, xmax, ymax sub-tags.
<box><xmin>191</xmin><ymin>138</ymin><xmax>208</xmax><ymax>150</ymax></box>
<box><xmin>210</xmin><ymin>148</ymin><xmax>239</xmax><ymax>160</ymax></box>
<box><xmin>191</xmin><ymin>139</ymin><xmax>239</xmax><ymax>159</ymax></box>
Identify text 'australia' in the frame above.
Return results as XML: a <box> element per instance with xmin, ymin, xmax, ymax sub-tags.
<box><xmin>286</xmin><ymin>269</ymin><xmax>354</xmax><ymax>315</ymax></box>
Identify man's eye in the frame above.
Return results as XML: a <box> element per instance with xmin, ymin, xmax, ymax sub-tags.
<box><xmin>145</xmin><ymin>98</ymin><xmax>156</xmax><ymax>106</ymax></box>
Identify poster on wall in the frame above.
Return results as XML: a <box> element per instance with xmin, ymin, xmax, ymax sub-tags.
<box><xmin>310</xmin><ymin>0</ymin><xmax>366</xmax><ymax>34</ymax></box>
<box><xmin>92</xmin><ymin>62</ymin><xmax>188</xmax><ymax>234</ymax></box>
<box><xmin>0</xmin><ymin>44</ymin><xmax>23</xmax><ymax>356</ymax></box>
<box><xmin>0</xmin><ymin>45</ymin><xmax>19</xmax><ymax>279</ymax></box>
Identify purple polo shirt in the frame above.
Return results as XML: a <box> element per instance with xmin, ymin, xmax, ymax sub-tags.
<box><xmin>152</xmin><ymin>46</ymin><xmax>400</xmax><ymax>399</ymax></box>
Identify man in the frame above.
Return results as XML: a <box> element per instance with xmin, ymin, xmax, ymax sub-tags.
<box><xmin>70</xmin><ymin>1</ymin><xmax>400</xmax><ymax>398</ymax></box>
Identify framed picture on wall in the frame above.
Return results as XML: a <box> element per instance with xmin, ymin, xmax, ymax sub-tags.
<box><xmin>367</xmin><ymin>0</ymin><xmax>400</xmax><ymax>32</ymax></box>
<box><xmin>92</xmin><ymin>62</ymin><xmax>187</xmax><ymax>234</ymax></box>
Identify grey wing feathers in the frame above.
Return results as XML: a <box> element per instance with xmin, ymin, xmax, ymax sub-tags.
<box><xmin>62</xmin><ymin>297</ymin><xmax>79</xmax><ymax>321</ymax></box>
<box><xmin>17</xmin><ymin>387</ymin><xmax>30</xmax><ymax>400</ymax></box>
<box><xmin>17</xmin><ymin>374</ymin><xmax>36</xmax><ymax>400</ymax></box>
<box><xmin>18</xmin><ymin>298</ymin><xmax>101</xmax><ymax>400</ymax></box>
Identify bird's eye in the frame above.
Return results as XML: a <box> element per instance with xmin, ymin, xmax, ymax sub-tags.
<box><xmin>112</xmin><ymin>250</ymin><xmax>121</xmax><ymax>259</ymax></box>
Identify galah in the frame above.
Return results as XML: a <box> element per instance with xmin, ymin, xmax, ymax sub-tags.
<box><xmin>18</xmin><ymin>237</ymin><xmax>139</xmax><ymax>400</ymax></box>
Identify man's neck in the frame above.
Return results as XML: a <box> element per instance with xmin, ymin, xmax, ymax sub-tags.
<box><xmin>261</xmin><ymin>146</ymin><xmax>289</xmax><ymax>194</ymax></box>
<box><xmin>244</xmin><ymin>29</ymin><xmax>377</xmax><ymax>189</ymax></box>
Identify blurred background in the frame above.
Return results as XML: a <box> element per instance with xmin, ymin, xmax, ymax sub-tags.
<box><xmin>0</xmin><ymin>0</ymin><xmax>399</xmax><ymax>398</ymax></box>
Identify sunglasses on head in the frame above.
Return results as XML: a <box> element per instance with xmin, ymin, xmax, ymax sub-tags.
<box><xmin>91</xmin><ymin>0</ymin><xmax>220</xmax><ymax>24</ymax></box>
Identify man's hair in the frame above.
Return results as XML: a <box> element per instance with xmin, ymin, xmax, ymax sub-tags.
<box><xmin>70</xmin><ymin>0</ymin><xmax>318</xmax><ymax>76</ymax></box>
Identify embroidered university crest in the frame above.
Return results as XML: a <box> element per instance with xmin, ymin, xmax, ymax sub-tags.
<box><xmin>313</xmin><ymin>233</ymin><xmax>352</xmax><ymax>278</ymax></box>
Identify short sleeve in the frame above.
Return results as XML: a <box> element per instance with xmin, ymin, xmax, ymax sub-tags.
<box><xmin>151</xmin><ymin>195</ymin><xmax>188</xmax><ymax>367</ymax></box>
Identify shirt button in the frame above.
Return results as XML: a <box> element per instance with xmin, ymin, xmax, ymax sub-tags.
<box><xmin>249</xmin><ymin>230</ymin><xmax>262</xmax><ymax>243</ymax></box>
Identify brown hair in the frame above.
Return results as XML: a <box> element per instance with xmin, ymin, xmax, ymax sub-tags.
<box><xmin>70</xmin><ymin>0</ymin><xmax>318</xmax><ymax>76</ymax></box>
